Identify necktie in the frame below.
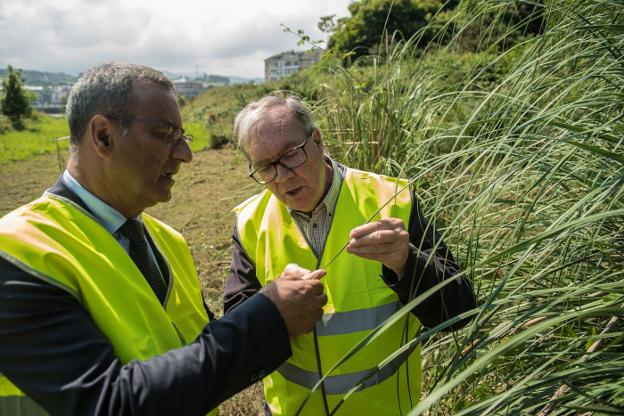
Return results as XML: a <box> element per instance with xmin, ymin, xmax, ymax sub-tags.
<box><xmin>119</xmin><ymin>219</ymin><xmax>167</xmax><ymax>304</ymax></box>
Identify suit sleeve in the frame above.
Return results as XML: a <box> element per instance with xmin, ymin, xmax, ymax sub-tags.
<box><xmin>380</xmin><ymin>188</ymin><xmax>476</xmax><ymax>330</ymax></box>
<box><xmin>0</xmin><ymin>258</ymin><xmax>291</xmax><ymax>416</ymax></box>
<box><xmin>223</xmin><ymin>223</ymin><xmax>263</xmax><ymax>314</ymax></box>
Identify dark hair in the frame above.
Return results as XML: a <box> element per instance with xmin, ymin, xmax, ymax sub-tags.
<box><xmin>66</xmin><ymin>62</ymin><xmax>174</xmax><ymax>144</ymax></box>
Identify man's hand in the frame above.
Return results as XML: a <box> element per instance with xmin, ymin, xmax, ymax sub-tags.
<box><xmin>346</xmin><ymin>218</ymin><xmax>409</xmax><ymax>277</ymax></box>
<box><xmin>259</xmin><ymin>264</ymin><xmax>327</xmax><ymax>338</ymax></box>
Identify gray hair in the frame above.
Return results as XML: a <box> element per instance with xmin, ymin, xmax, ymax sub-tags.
<box><xmin>234</xmin><ymin>93</ymin><xmax>316</xmax><ymax>153</ymax></box>
<box><xmin>66</xmin><ymin>62</ymin><xmax>174</xmax><ymax>144</ymax></box>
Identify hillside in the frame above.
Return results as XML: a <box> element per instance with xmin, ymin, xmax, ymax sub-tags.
<box><xmin>0</xmin><ymin>68</ymin><xmax>77</xmax><ymax>86</ymax></box>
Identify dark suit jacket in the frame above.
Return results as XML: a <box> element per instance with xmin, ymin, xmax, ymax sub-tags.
<box><xmin>0</xmin><ymin>177</ymin><xmax>291</xmax><ymax>416</ymax></box>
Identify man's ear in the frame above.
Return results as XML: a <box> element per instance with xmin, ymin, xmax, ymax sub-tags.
<box><xmin>311</xmin><ymin>128</ymin><xmax>325</xmax><ymax>152</ymax></box>
<box><xmin>88</xmin><ymin>115</ymin><xmax>115</xmax><ymax>156</ymax></box>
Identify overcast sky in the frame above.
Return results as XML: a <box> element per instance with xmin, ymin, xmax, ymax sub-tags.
<box><xmin>0</xmin><ymin>0</ymin><xmax>353</xmax><ymax>79</ymax></box>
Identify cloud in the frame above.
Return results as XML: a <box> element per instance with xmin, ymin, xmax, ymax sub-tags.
<box><xmin>0</xmin><ymin>0</ymin><xmax>352</xmax><ymax>78</ymax></box>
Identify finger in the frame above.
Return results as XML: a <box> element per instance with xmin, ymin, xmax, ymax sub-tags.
<box><xmin>306</xmin><ymin>279</ymin><xmax>325</xmax><ymax>295</ymax></box>
<box><xmin>313</xmin><ymin>283</ymin><xmax>325</xmax><ymax>296</ymax></box>
<box><xmin>316</xmin><ymin>293</ymin><xmax>328</xmax><ymax>307</ymax></box>
<box><xmin>303</xmin><ymin>269</ymin><xmax>326</xmax><ymax>280</ymax></box>
<box><xmin>281</xmin><ymin>263</ymin><xmax>310</xmax><ymax>279</ymax></box>
<box><xmin>350</xmin><ymin>218</ymin><xmax>404</xmax><ymax>239</ymax></box>
<box><xmin>285</xmin><ymin>263</ymin><xmax>310</xmax><ymax>274</ymax></box>
<box><xmin>349</xmin><ymin>230</ymin><xmax>407</xmax><ymax>247</ymax></box>
<box><xmin>315</xmin><ymin>307</ymin><xmax>325</xmax><ymax>321</ymax></box>
<box><xmin>349</xmin><ymin>221</ymin><xmax>385</xmax><ymax>239</ymax></box>
<box><xmin>348</xmin><ymin>251</ymin><xmax>385</xmax><ymax>262</ymax></box>
<box><xmin>349</xmin><ymin>242</ymin><xmax>404</xmax><ymax>256</ymax></box>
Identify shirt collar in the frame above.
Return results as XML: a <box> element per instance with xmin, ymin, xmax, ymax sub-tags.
<box><xmin>289</xmin><ymin>157</ymin><xmax>344</xmax><ymax>218</ymax></box>
<box><xmin>62</xmin><ymin>170</ymin><xmax>137</xmax><ymax>235</ymax></box>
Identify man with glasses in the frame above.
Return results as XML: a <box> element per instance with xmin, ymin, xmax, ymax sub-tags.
<box><xmin>224</xmin><ymin>94</ymin><xmax>475</xmax><ymax>415</ymax></box>
<box><xmin>0</xmin><ymin>64</ymin><xmax>328</xmax><ymax>415</ymax></box>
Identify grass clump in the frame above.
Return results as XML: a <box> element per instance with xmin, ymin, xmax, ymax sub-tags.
<box><xmin>289</xmin><ymin>1</ymin><xmax>624</xmax><ymax>414</ymax></box>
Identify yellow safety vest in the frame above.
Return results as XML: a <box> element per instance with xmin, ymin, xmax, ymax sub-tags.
<box><xmin>0</xmin><ymin>193</ymin><xmax>210</xmax><ymax>412</ymax></box>
<box><xmin>234</xmin><ymin>168</ymin><xmax>422</xmax><ymax>415</ymax></box>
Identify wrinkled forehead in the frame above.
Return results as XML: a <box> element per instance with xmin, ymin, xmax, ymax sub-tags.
<box><xmin>249</xmin><ymin>107</ymin><xmax>304</xmax><ymax>146</ymax></box>
<box><xmin>245</xmin><ymin>108</ymin><xmax>306</xmax><ymax>164</ymax></box>
<box><xmin>252</xmin><ymin>107</ymin><xmax>305</xmax><ymax>142</ymax></box>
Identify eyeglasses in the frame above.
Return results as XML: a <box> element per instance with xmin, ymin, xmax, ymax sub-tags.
<box><xmin>106</xmin><ymin>115</ymin><xmax>193</xmax><ymax>147</ymax></box>
<box><xmin>248</xmin><ymin>135</ymin><xmax>311</xmax><ymax>184</ymax></box>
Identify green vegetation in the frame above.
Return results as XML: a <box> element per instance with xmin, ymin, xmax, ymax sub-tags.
<box><xmin>312</xmin><ymin>1</ymin><xmax>624</xmax><ymax>414</ymax></box>
<box><xmin>0</xmin><ymin>116</ymin><xmax>209</xmax><ymax>164</ymax></box>
<box><xmin>184</xmin><ymin>121</ymin><xmax>211</xmax><ymax>152</ymax></box>
<box><xmin>0</xmin><ymin>115</ymin><xmax>68</xmax><ymax>164</ymax></box>
<box><xmin>186</xmin><ymin>0</ymin><xmax>624</xmax><ymax>413</ymax></box>
<box><xmin>0</xmin><ymin>68</ymin><xmax>77</xmax><ymax>87</ymax></box>
<box><xmin>1</xmin><ymin>65</ymin><xmax>33</xmax><ymax>128</ymax></box>
<box><xmin>182</xmin><ymin>84</ymin><xmax>270</xmax><ymax>149</ymax></box>
<box><xmin>322</xmin><ymin>0</ymin><xmax>457</xmax><ymax>61</ymax></box>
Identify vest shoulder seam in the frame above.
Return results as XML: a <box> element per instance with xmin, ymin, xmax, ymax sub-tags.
<box><xmin>43</xmin><ymin>192</ymin><xmax>101</xmax><ymax>224</ymax></box>
<box><xmin>0</xmin><ymin>250</ymin><xmax>81</xmax><ymax>302</ymax></box>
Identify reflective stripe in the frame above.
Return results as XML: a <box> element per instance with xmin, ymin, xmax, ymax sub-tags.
<box><xmin>277</xmin><ymin>341</ymin><xmax>418</xmax><ymax>395</ymax></box>
<box><xmin>317</xmin><ymin>301</ymin><xmax>400</xmax><ymax>337</ymax></box>
<box><xmin>0</xmin><ymin>395</ymin><xmax>48</xmax><ymax>415</ymax></box>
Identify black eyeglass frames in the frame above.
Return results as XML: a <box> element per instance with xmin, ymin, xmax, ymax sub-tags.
<box><xmin>248</xmin><ymin>134</ymin><xmax>311</xmax><ymax>184</ymax></box>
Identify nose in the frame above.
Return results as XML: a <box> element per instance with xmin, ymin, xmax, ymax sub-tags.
<box><xmin>172</xmin><ymin>138</ymin><xmax>193</xmax><ymax>163</ymax></box>
<box><xmin>274</xmin><ymin>162</ymin><xmax>294</xmax><ymax>183</ymax></box>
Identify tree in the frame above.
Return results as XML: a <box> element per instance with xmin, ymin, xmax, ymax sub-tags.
<box><xmin>324</xmin><ymin>0</ymin><xmax>543</xmax><ymax>62</ymax></box>
<box><xmin>326</xmin><ymin>0</ymin><xmax>457</xmax><ymax>61</ymax></box>
<box><xmin>1</xmin><ymin>65</ymin><xmax>32</xmax><ymax>128</ymax></box>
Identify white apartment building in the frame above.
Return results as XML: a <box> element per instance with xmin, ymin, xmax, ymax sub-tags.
<box><xmin>264</xmin><ymin>48</ymin><xmax>323</xmax><ymax>81</ymax></box>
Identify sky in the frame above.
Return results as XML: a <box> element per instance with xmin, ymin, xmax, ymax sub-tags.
<box><xmin>0</xmin><ymin>0</ymin><xmax>353</xmax><ymax>79</ymax></box>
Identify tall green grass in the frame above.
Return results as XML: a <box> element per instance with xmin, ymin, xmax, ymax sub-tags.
<box><xmin>305</xmin><ymin>0</ymin><xmax>623</xmax><ymax>414</ymax></box>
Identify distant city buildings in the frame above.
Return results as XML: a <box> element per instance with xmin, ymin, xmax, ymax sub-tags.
<box><xmin>26</xmin><ymin>85</ymin><xmax>70</xmax><ymax>113</ymax></box>
<box><xmin>2</xmin><ymin>56</ymin><xmax>317</xmax><ymax>115</ymax></box>
<box><xmin>172</xmin><ymin>79</ymin><xmax>209</xmax><ymax>99</ymax></box>
<box><xmin>171</xmin><ymin>75</ymin><xmax>232</xmax><ymax>99</ymax></box>
<box><xmin>264</xmin><ymin>48</ymin><xmax>323</xmax><ymax>81</ymax></box>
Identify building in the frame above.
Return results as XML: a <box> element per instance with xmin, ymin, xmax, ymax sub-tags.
<box><xmin>24</xmin><ymin>85</ymin><xmax>44</xmax><ymax>106</ymax></box>
<box><xmin>172</xmin><ymin>79</ymin><xmax>209</xmax><ymax>99</ymax></box>
<box><xmin>264</xmin><ymin>48</ymin><xmax>323</xmax><ymax>82</ymax></box>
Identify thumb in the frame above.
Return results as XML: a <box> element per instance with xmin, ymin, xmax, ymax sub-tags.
<box><xmin>303</xmin><ymin>269</ymin><xmax>326</xmax><ymax>280</ymax></box>
<box><xmin>281</xmin><ymin>263</ymin><xmax>311</xmax><ymax>280</ymax></box>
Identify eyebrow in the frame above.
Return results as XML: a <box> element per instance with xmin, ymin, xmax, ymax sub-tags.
<box><xmin>254</xmin><ymin>140</ymin><xmax>302</xmax><ymax>166</ymax></box>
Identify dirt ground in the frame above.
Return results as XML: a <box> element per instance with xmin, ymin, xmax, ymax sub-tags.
<box><xmin>0</xmin><ymin>146</ymin><xmax>266</xmax><ymax>415</ymax></box>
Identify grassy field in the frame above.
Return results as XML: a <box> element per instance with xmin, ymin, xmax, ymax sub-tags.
<box><xmin>0</xmin><ymin>114</ymin><xmax>211</xmax><ymax>165</ymax></box>
<box><xmin>0</xmin><ymin>115</ymin><xmax>69</xmax><ymax>163</ymax></box>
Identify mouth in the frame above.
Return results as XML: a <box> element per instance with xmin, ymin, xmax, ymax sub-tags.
<box><xmin>160</xmin><ymin>171</ymin><xmax>177</xmax><ymax>185</ymax></box>
<box><xmin>285</xmin><ymin>186</ymin><xmax>303</xmax><ymax>197</ymax></box>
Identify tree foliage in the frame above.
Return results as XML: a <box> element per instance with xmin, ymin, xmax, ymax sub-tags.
<box><xmin>324</xmin><ymin>0</ymin><xmax>544</xmax><ymax>62</ymax></box>
<box><xmin>1</xmin><ymin>65</ymin><xmax>32</xmax><ymax>127</ymax></box>
<box><xmin>325</xmin><ymin>0</ymin><xmax>457</xmax><ymax>61</ymax></box>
